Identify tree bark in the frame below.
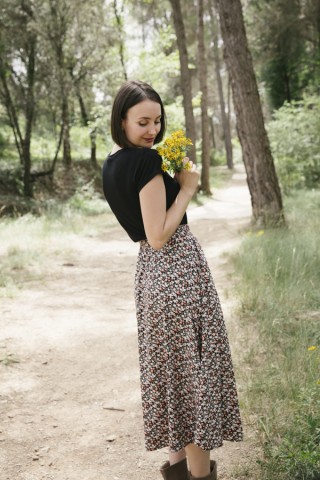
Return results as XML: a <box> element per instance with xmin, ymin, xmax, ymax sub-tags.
<box><xmin>198</xmin><ymin>0</ymin><xmax>211</xmax><ymax>194</ymax></box>
<box><xmin>90</xmin><ymin>128</ymin><xmax>97</xmax><ymax>167</ymax></box>
<box><xmin>216</xmin><ymin>0</ymin><xmax>285</xmax><ymax>226</ymax></box>
<box><xmin>61</xmin><ymin>95</ymin><xmax>72</xmax><ymax>167</ymax></box>
<box><xmin>23</xmin><ymin>33</ymin><xmax>37</xmax><ymax>197</ymax></box>
<box><xmin>0</xmin><ymin>62</ymin><xmax>23</xmax><ymax>163</ymax></box>
<box><xmin>227</xmin><ymin>73</ymin><xmax>231</xmax><ymax>127</ymax></box>
<box><xmin>209</xmin><ymin>0</ymin><xmax>233</xmax><ymax>169</ymax></box>
<box><xmin>169</xmin><ymin>0</ymin><xmax>197</xmax><ymax>164</ymax></box>
<box><xmin>73</xmin><ymin>82</ymin><xmax>98</xmax><ymax>169</ymax></box>
<box><xmin>113</xmin><ymin>0</ymin><xmax>127</xmax><ymax>80</ymax></box>
<box><xmin>209</xmin><ymin>115</ymin><xmax>216</xmax><ymax>150</ymax></box>
<box><xmin>49</xmin><ymin>0</ymin><xmax>72</xmax><ymax>168</ymax></box>
<box><xmin>0</xmin><ymin>11</ymin><xmax>36</xmax><ymax>198</ymax></box>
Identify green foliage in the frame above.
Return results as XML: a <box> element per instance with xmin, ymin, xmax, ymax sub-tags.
<box><xmin>268</xmin><ymin>95</ymin><xmax>320</xmax><ymax>192</ymax></box>
<box><xmin>163</xmin><ymin>98</ymin><xmax>185</xmax><ymax>133</ymax></box>
<box><xmin>246</xmin><ymin>0</ymin><xmax>320</xmax><ymax>109</ymax></box>
<box><xmin>129</xmin><ymin>26</ymin><xmax>180</xmax><ymax>104</ymax></box>
<box><xmin>210</xmin><ymin>149</ymin><xmax>226</xmax><ymax>167</ymax></box>
<box><xmin>67</xmin><ymin>180</ymin><xmax>107</xmax><ymax>216</ymax></box>
<box><xmin>231</xmin><ymin>190</ymin><xmax>320</xmax><ymax>479</ymax></box>
<box><xmin>70</xmin><ymin>126</ymin><xmax>107</xmax><ymax>163</ymax></box>
<box><xmin>260</xmin><ymin>396</ymin><xmax>320</xmax><ymax>479</ymax></box>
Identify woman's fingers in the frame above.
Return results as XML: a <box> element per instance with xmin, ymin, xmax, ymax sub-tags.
<box><xmin>182</xmin><ymin>157</ymin><xmax>195</xmax><ymax>171</ymax></box>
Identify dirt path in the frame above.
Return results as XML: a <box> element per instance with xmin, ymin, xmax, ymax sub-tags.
<box><xmin>0</xmin><ymin>167</ymin><xmax>256</xmax><ymax>480</ymax></box>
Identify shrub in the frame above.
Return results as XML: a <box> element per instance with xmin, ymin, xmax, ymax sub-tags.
<box><xmin>268</xmin><ymin>95</ymin><xmax>320</xmax><ymax>192</ymax></box>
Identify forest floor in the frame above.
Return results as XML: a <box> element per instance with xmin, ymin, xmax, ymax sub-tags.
<box><xmin>0</xmin><ymin>166</ymin><xmax>260</xmax><ymax>480</ymax></box>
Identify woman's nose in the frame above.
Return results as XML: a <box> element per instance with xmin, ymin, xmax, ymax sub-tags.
<box><xmin>148</xmin><ymin>125</ymin><xmax>157</xmax><ymax>134</ymax></box>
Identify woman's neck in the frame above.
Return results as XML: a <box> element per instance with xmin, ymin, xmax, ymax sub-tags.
<box><xmin>111</xmin><ymin>144</ymin><xmax>122</xmax><ymax>155</ymax></box>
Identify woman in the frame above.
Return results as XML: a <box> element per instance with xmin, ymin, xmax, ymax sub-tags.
<box><xmin>102</xmin><ymin>80</ymin><xmax>243</xmax><ymax>480</ymax></box>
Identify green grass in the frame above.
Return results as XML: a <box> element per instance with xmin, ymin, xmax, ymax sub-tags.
<box><xmin>0</xmin><ymin>352</ymin><xmax>20</xmax><ymax>366</ymax></box>
<box><xmin>231</xmin><ymin>190</ymin><xmax>320</xmax><ymax>479</ymax></box>
<box><xmin>0</xmin><ymin>186</ymin><xmax>115</xmax><ymax>297</ymax></box>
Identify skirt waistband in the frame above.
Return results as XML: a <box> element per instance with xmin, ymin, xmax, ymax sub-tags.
<box><xmin>139</xmin><ymin>224</ymin><xmax>190</xmax><ymax>251</ymax></box>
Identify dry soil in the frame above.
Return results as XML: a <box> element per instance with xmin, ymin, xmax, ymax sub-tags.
<box><xmin>0</xmin><ymin>167</ymin><xmax>258</xmax><ymax>480</ymax></box>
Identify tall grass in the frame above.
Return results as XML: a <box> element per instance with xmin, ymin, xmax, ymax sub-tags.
<box><xmin>231</xmin><ymin>190</ymin><xmax>320</xmax><ymax>479</ymax></box>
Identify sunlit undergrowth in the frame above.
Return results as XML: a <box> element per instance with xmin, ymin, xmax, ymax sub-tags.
<box><xmin>231</xmin><ymin>190</ymin><xmax>320</xmax><ymax>479</ymax></box>
<box><xmin>0</xmin><ymin>183</ymin><xmax>114</xmax><ymax>297</ymax></box>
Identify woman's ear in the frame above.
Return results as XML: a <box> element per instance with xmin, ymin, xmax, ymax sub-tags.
<box><xmin>121</xmin><ymin>119</ymin><xmax>126</xmax><ymax>132</ymax></box>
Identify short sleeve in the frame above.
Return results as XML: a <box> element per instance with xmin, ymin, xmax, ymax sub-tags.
<box><xmin>135</xmin><ymin>148</ymin><xmax>163</xmax><ymax>192</ymax></box>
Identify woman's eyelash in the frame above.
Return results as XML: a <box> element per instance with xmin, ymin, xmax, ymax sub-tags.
<box><xmin>139</xmin><ymin>121</ymin><xmax>161</xmax><ymax>126</ymax></box>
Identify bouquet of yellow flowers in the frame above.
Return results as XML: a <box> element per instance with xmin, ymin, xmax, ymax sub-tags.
<box><xmin>156</xmin><ymin>130</ymin><xmax>193</xmax><ymax>175</ymax></box>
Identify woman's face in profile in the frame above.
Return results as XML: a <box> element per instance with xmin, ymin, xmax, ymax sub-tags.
<box><xmin>122</xmin><ymin>99</ymin><xmax>162</xmax><ymax>148</ymax></box>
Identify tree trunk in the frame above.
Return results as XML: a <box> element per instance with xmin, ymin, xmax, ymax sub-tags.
<box><xmin>209</xmin><ymin>116</ymin><xmax>216</xmax><ymax>166</ymax></box>
<box><xmin>90</xmin><ymin>128</ymin><xmax>97</xmax><ymax>168</ymax></box>
<box><xmin>23</xmin><ymin>34</ymin><xmax>37</xmax><ymax>197</ymax></box>
<box><xmin>62</xmin><ymin>95</ymin><xmax>72</xmax><ymax>167</ymax></box>
<box><xmin>74</xmin><ymin>84</ymin><xmax>98</xmax><ymax>169</ymax></box>
<box><xmin>209</xmin><ymin>0</ymin><xmax>233</xmax><ymax>169</ymax></box>
<box><xmin>216</xmin><ymin>0</ymin><xmax>285</xmax><ymax>226</ymax></box>
<box><xmin>0</xmin><ymin>26</ymin><xmax>36</xmax><ymax>197</ymax></box>
<box><xmin>227</xmin><ymin>73</ymin><xmax>231</xmax><ymax>127</ymax></box>
<box><xmin>77</xmin><ymin>89</ymin><xmax>89</xmax><ymax>126</ymax></box>
<box><xmin>49</xmin><ymin>0</ymin><xmax>72</xmax><ymax>168</ymax></box>
<box><xmin>0</xmin><ymin>61</ymin><xmax>23</xmax><ymax>163</ymax></box>
<box><xmin>209</xmin><ymin>115</ymin><xmax>216</xmax><ymax>150</ymax></box>
<box><xmin>169</xmin><ymin>0</ymin><xmax>197</xmax><ymax>164</ymax></box>
<box><xmin>198</xmin><ymin>0</ymin><xmax>211</xmax><ymax>194</ymax></box>
<box><xmin>22</xmin><ymin>141</ymin><xmax>33</xmax><ymax>197</ymax></box>
<box><xmin>113</xmin><ymin>0</ymin><xmax>127</xmax><ymax>81</ymax></box>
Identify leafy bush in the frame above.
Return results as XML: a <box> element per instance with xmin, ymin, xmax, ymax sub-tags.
<box><xmin>268</xmin><ymin>95</ymin><xmax>320</xmax><ymax>192</ymax></box>
<box><xmin>210</xmin><ymin>149</ymin><xmax>227</xmax><ymax>167</ymax></box>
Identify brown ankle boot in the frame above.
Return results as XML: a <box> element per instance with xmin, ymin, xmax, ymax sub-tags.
<box><xmin>160</xmin><ymin>458</ymin><xmax>189</xmax><ymax>480</ymax></box>
<box><xmin>189</xmin><ymin>460</ymin><xmax>217</xmax><ymax>480</ymax></box>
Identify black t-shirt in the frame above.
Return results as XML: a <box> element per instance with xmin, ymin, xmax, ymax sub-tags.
<box><xmin>102</xmin><ymin>147</ymin><xmax>188</xmax><ymax>242</ymax></box>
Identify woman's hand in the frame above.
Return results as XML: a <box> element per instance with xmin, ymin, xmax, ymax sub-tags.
<box><xmin>174</xmin><ymin>158</ymin><xmax>199</xmax><ymax>197</ymax></box>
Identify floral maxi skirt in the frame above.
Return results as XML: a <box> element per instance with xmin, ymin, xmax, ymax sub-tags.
<box><xmin>134</xmin><ymin>225</ymin><xmax>243</xmax><ymax>452</ymax></box>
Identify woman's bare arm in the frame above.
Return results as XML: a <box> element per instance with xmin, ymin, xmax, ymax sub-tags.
<box><xmin>139</xmin><ymin>164</ymin><xmax>199</xmax><ymax>250</ymax></box>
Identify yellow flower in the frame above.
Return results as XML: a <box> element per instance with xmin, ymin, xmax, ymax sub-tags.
<box><xmin>184</xmin><ymin>161</ymin><xmax>192</xmax><ymax>171</ymax></box>
<box><xmin>157</xmin><ymin>130</ymin><xmax>193</xmax><ymax>175</ymax></box>
<box><xmin>308</xmin><ymin>346</ymin><xmax>317</xmax><ymax>351</ymax></box>
<box><xmin>256</xmin><ymin>230</ymin><xmax>265</xmax><ymax>237</ymax></box>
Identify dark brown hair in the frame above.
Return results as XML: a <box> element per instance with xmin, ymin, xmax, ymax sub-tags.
<box><xmin>111</xmin><ymin>80</ymin><xmax>166</xmax><ymax>148</ymax></box>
